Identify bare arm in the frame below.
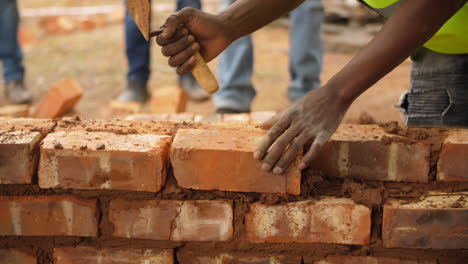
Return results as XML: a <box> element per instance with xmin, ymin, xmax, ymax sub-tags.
<box><xmin>218</xmin><ymin>0</ymin><xmax>304</xmax><ymax>41</ymax></box>
<box><xmin>156</xmin><ymin>0</ymin><xmax>303</xmax><ymax>73</ymax></box>
<box><xmin>156</xmin><ymin>0</ymin><xmax>467</xmax><ymax>174</ymax></box>
<box><xmin>329</xmin><ymin>0</ymin><xmax>468</xmax><ymax>105</ymax></box>
<box><xmin>255</xmin><ymin>0</ymin><xmax>468</xmax><ymax>174</ymax></box>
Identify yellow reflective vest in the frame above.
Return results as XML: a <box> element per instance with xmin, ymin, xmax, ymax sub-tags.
<box><xmin>363</xmin><ymin>0</ymin><xmax>468</xmax><ymax>54</ymax></box>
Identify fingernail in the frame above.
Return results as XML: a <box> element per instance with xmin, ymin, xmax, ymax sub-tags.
<box><xmin>262</xmin><ymin>163</ymin><xmax>270</xmax><ymax>171</ymax></box>
<box><xmin>192</xmin><ymin>42</ymin><xmax>199</xmax><ymax>51</ymax></box>
<box><xmin>253</xmin><ymin>151</ymin><xmax>261</xmax><ymax>159</ymax></box>
<box><xmin>273</xmin><ymin>167</ymin><xmax>283</xmax><ymax>175</ymax></box>
<box><xmin>188</xmin><ymin>35</ymin><xmax>195</xmax><ymax>42</ymax></box>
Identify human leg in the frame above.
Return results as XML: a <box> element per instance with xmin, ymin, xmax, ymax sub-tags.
<box><xmin>118</xmin><ymin>5</ymin><xmax>151</xmax><ymax>102</ymax></box>
<box><xmin>399</xmin><ymin>48</ymin><xmax>468</xmax><ymax>126</ymax></box>
<box><xmin>288</xmin><ymin>0</ymin><xmax>324</xmax><ymax>102</ymax></box>
<box><xmin>213</xmin><ymin>0</ymin><xmax>255</xmax><ymax>113</ymax></box>
<box><xmin>0</xmin><ymin>0</ymin><xmax>32</xmax><ymax>104</ymax></box>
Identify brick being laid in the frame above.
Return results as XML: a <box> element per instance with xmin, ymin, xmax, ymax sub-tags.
<box><xmin>170</xmin><ymin>128</ymin><xmax>301</xmax><ymax>194</ymax></box>
<box><xmin>0</xmin><ymin>196</ymin><xmax>97</xmax><ymax>236</ymax></box>
<box><xmin>109</xmin><ymin>199</ymin><xmax>233</xmax><ymax>242</ymax></box>
<box><xmin>245</xmin><ymin>198</ymin><xmax>371</xmax><ymax>245</ymax></box>
<box><xmin>311</xmin><ymin>124</ymin><xmax>431</xmax><ymax>182</ymax></box>
<box><xmin>383</xmin><ymin>193</ymin><xmax>468</xmax><ymax>249</ymax></box>
<box><xmin>39</xmin><ymin>131</ymin><xmax>171</xmax><ymax>192</ymax></box>
<box><xmin>0</xmin><ymin>130</ymin><xmax>42</xmax><ymax>184</ymax></box>
<box><xmin>54</xmin><ymin>246</ymin><xmax>173</xmax><ymax>264</ymax></box>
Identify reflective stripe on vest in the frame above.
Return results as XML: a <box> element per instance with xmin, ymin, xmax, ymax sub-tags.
<box><xmin>362</xmin><ymin>0</ymin><xmax>468</xmax><ymax>54</ymax></box>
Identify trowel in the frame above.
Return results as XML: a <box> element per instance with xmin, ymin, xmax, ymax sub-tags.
<box><xmin>127</xmin><ymin>0</ymin><xmax>219</xmax><ymax>94</ymax></box>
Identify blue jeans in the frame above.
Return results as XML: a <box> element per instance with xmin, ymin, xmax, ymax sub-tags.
<box><xmin>398</xmin><ymin>48</ymin><xmax>468</xmax><ymax>126</ymax></box>
<box><xmin>215</xmin><ymin>0</ymin><xmax>324</xmax><ymax>112</ymax></box>
<box><xmin>0</xmin><ymin>0</ymin><xmax>25</xmax><ymax>82</ymax></box>
<box><xmin>125</xmin><ymin>0</ymin><xmax>201</xmax><ymax>83</ymax></box>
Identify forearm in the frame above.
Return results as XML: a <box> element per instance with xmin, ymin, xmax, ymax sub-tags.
<box><xmin>219</xmin><ymin>0</ymin><xmax>304</xmax><ymax>41</ymax></box>
<box><xmin>328</xmin><ymin>0</ymin><xmax>467</xmax><ymax>105</ymax></box>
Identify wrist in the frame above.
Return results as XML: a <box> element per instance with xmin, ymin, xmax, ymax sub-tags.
<box><xmin>218</xmin><ymin>11</ymin><xmax>238</xmax><ymax>43</ymax></box>
<box><xmin>324</xmin><ymin>77</ymin><xmax>357</xmax><ymax>108</ymax></box>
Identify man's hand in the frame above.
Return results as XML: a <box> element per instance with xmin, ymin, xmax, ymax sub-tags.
<box><xmin>156</xmin><ymin>7</ymin><xmax>233</xmax><ymax>75</ymax></box>
<box><xmin>254</xmin><ymin>86</ymin><xmax>350</xmax><ymax>174</ymax></box>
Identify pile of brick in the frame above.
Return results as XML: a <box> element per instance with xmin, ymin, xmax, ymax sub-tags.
<box><xmin>0</xmin><ymin>117</ymin><xmax>467</xmax><ymax>263</ymax></box>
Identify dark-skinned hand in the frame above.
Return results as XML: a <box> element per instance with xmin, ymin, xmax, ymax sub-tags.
<box><xmin>156</xmin><ymin>7</ymin><xmax>233</xmax><ymax>75</ymax></box>
<box><xmin>254</xmin><ymin>86</ymin><xmax>350</xmax><ymax>174</ymax></box>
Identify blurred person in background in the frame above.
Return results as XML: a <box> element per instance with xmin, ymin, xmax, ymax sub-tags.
<box><xmin>215</xmin><ymin>0</ymin><xmax>324</xmax><ymax>114</ymax></box>
<box><xmin>0</xmin><ymin>0</ymin><xmax>33</xmax><ymax>104</ymax></box>
<box><xmin>117</xmin><ymin>0</ymin><xmax>210</xmax><ymax>102</ymax></box>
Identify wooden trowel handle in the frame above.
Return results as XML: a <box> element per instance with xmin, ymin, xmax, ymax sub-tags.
<box><xmin>192</xmin><ymin>52</ymin><xmax>219</xmax><ymax>94</ymax></box>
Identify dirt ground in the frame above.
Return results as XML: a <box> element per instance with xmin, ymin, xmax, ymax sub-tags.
<box><xmin>0</xmin><ymin>0</ymin><xmax>410</xmax><ymax>123</ymax></box>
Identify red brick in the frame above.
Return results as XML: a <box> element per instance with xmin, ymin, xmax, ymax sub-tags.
<box><xmin>0</xmin><ymin>117</ymin><xmax>56</xmax><ymax>136</ymax></box>
<box><xmin>250</xmin><ymin>111</ymin><xmax>276</xmax><ymax>124</ymax></box>
<box><xmin>55</xmin><ymin>118</ymin><xmax>178</xmax><ymax>136</ymax></box>
<box><xmin>40</xmin><ymin>16</ymin><xmax>77</xmax><ymax>34</ymax></box>
<box><xmin>0</xmin><ymin>130</ymin><xmax>42</xmax><ymax>184</ymax></box>
<box><xmin>382</xmin><ymin>194</ymin><xmax>468</xmax><ymax>249</ymax></box>
<box><xmin>150</xmin><ymin>87</ymin><xmax>188</xmax><ymax>114</ymax></box>
<box><xmin>32</xmin><ymin>79</ymin><xmax>83</xmax><ymax>118</ymax></box>
<box><xmin>178</xmin><ymin>251</ymin><xmax>301</xmax><ymax>264</ymax></box>
<box><xmin>110</xmin><ymin>199</ymin><xmax>233</xmax><ymax>241</ymax></box>
<box><xmin>19</xmin><ymin>26</ymin><xmax>38</xmax><ymax>52</ymax></box>
<box><xmin>311</xmin><ymin>125</ymin><xmax>430</xmax><ymax>182</ymax></box>
<box><xmin>79</xmin><ymin>19</ymin><xmax>97</xmax><ymax>32</ymax></box>
<box><xmin>0</xmin><ymin>249</ymin><xmax>36</xmax><ymax>264</ymax></box>
<box><xmin>171</xmin><ymin>129</ymin><xmax>301</xmax><ymax>194</ymax></box>
<box><xmin>246</xmin><ymin>198</ymin><xmax>371</xmax><ymax>245</ymax></box>
<box><xmin>54</xmin><ymin>246</ymin><xmax>173</xmax><ymax>264</ymax></box>
<box><xmin>222</xmin><ymin>113</ymin><xmax>250</xmax><ymax>123</ymax></box>
<box><xmin>0</xmin><ymin>105</ymin><xmax>29</xmax><ymax>118</ymax></box>
<box><xmin>438</xmin><ymin>130</ymin><xmax>468</xmax><ymax>181</ymax></box>
<box><xmin>39</xmin><ymin>131</ymin><xmax>171</xmax><ymax>192</ymax></box>
<box><xmin>0</xmin><ymin>196</ymin><xmax>97</xmax><ymax>236</ymax></box>
<box><xmin>108</xmin><ymin>100</ymin><xmax>142</xmax><ymax>117</ymax></box>
<box><xmin>310</xmin><ymin>256</ymin><xmax>435</xmax><ymax>264</ymax></box>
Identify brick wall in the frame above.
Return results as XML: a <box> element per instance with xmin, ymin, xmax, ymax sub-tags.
<box><xmin>0</xmin><ymin>117</ymin><xmax>467</xmax><ymax>263</ymax></box>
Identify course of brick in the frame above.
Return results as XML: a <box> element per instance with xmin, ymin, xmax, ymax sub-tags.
<box><xmin>246</xmin><ymin>198</ymin><xmax>371</xmax><ymax>245</ymax></box>
<box><xmin>39</xmin><ymin>131</ymin><xmax>171</xmax><ymax>192</ymax></box>
<box><xmin>0</xmin><ymin>117</ymin><xmax>467</xmax><ymax>263</ymax></box>
<box><xmin>383</xmin><ymin>194</ymin><xmax>468</xmax><ymax>249</ymax></box>
<box><xmin>54</xmin><ymin>247</ymin><xmax>173</xmax><ymax>264</ymax></box>
<box><xmin>311</xmin><ymin>124</ymin><xmax>431</xmax><ymax>182</ymax></box>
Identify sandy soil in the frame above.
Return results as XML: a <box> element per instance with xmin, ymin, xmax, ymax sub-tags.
<box><xmin>0</xmin><ymin>0</ymin><xmax>410</xmax><ymax>123</ymax></box>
